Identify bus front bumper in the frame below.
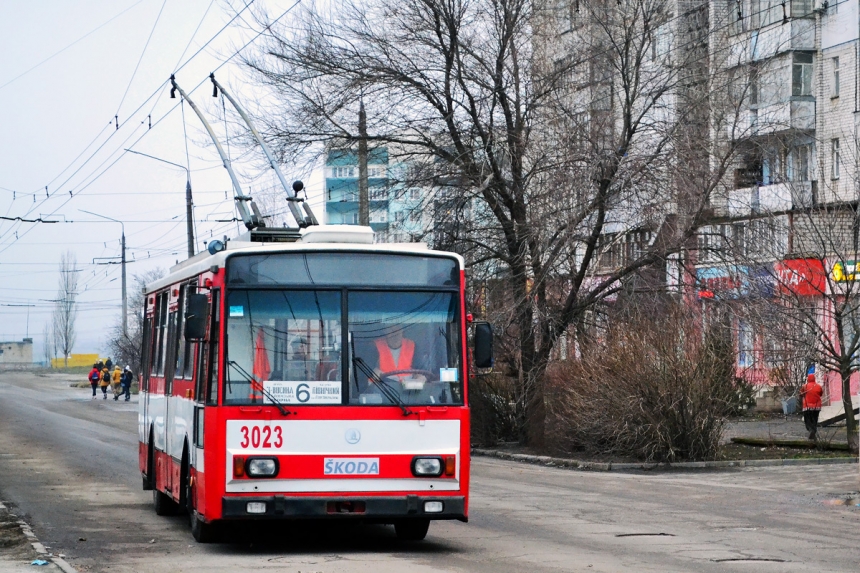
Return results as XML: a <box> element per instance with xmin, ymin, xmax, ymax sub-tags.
<box><xmin>222</xmin><ymin>495</ymin><xmax>466</xmax><ymax>522</ymax></box>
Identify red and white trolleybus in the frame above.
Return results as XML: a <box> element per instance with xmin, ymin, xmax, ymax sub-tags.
<box><xmin>139</xmin><ymin>76</ymin><xmax>492</xmax><ymax>542</ymax></box>
<box><xmin>138</xmin><ymin>224</ymin><xmax>492</xmax><ymax>542</ymax></box>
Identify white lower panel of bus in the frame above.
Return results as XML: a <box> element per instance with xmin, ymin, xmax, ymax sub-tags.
<box><xmin>227</xmin><ymin>477</ymin><xmax>460</xmax><ymax>493</ymax></box>
<box><xmin>225</xmin><ymin>419</ymin><xmax>461</xmax><ymax>493</ymax></box>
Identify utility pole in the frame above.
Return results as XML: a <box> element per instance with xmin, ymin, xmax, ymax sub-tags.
<box><xmin>125</xmin><ymin>149</ymin><xmax>195</xmax><ymax>258</ymax></box>
<box><xmin>358</xmin><ymin>100</ymin><xmax>369</xmax><ymax>226</ymax></box>
<box><xmin>80</xmin><ymin>210</ymin><xmax>127</xmax><ymax>338</ymax></box>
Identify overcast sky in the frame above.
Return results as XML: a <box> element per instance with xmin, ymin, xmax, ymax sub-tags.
<box><xmin>0</xmin><ymin>0</ymin><xmax>322</xmax><ymax>360</ymax></box>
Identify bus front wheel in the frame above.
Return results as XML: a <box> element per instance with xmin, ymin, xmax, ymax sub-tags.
<box><xmin>394</xmin><ymin>519</ymin><xmax>430</xmax><ymax>541</ymax></box>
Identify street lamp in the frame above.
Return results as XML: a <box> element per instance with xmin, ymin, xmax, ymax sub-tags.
<box><xmin>80</xmin><ymin>210</ymin><xmax>127</xmax><ymax>339</ymax></box>
<box><xmin>125</xmin><ymin>149</ymin><xmax>195</xmax><ymax>259</ymax></box>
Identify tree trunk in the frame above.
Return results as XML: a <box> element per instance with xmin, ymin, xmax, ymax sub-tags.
<box><xmin>839</xmin><ymin>370</ymin><xmax>858</xmax><ymax>453</ymax></box>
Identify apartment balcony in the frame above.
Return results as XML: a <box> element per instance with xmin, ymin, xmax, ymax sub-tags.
<box><xmin>725</xmin><ymin>181</ymin><xmax>813</xmax><ymax>217</ymax></box>
<box><xmin>729</xmin><ymin>18</ymin><xmax>814</xmax><ymax>66</ymax></box>
<box><xmin>733</xmin><ymin>99</ymin><xmax>815</xmax><ymax>139</ymax></box>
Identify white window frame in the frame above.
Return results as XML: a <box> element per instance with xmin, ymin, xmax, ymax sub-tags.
<box><xmin>832</xmin><ymin>56</ymin><xmax>840</xmax><ymax>98</ymax></box>
<box><xmin>832</xmin><ymin>138</ymin><xmax>840</xmax><ymax>180</ymax></box>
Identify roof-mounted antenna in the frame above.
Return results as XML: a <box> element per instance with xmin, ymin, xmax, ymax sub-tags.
<box><xmin>169</xmin><ymin>75</ymin><xmax>263</xmax><ymax>230</ymax></box>
<box><xmin>210</xmin><ymin>73</ymin><xmax>316</xmax><ymax>228</ymax></box>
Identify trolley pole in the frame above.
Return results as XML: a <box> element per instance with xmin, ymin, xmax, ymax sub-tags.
<box><xmin>358</xmin><ymin>101</ymin><xmax>369</xmax><ymax>226</ymax></box>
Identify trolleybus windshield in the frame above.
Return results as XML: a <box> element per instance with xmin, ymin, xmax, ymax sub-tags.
<box><xmin>223</xmin><ymin>252</ymin><xmax>463</xmax><ymax>406</ymax></box>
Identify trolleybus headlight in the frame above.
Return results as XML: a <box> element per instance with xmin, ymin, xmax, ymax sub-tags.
<box><xmin>246</xmin><ymin>458</ymin><xmax>279</xmax><ymax>478</ymax></box>
<box><xmin>411</xmin><ymin>457</ymin><xmax>443</xmax><ymax>477</ymax></box>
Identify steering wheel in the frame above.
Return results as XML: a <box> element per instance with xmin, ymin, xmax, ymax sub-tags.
<box><xmin>379</xmin><ymin>369</ymin><xmax>437</xmax><ymax>383</ymax></box>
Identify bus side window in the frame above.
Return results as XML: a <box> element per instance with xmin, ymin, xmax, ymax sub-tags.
<box><xmin>196</xmin><ymin>340</ymin><xmax>208</xmax><ymax>404</ymax></box>
<box><xmin>164</xmin><ymin>310</ymin><xmax>178</xmax><ymax>393</ymax></box>
<box><xmin>141</xmin><ymin>315</ymin><xmax>152</xmax><ymax>391</ymax></box>
<box><xmin>206</xmin><ymin>290</ymin><xmax>220</xmax><ymax>406</ymax></box>
<box><xmin>174</xmin><ymin>285</ymin><xmax>186</xmax><ymax>379</ymax></box>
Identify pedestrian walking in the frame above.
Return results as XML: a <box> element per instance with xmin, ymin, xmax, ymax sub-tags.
<box><xmin>88</xmin><ymin>364</ymin><xmax>100</xmax><ymax>399</ymax></box>
<box><xmin>120</xmin><ymin>365</ymin><xmax>133</xmax><ymax>402</ymax></box>
<box><xmin>105</xmin><ymin>357</ymin><xmax>113</xmax><ymax>372</ymax></box>
<box><xmin>111</xmin><ymin>365</ymin><xmax>123</xmax><ymax>400</ymax></box>
<box><xmin>99</xmin><ymin>366</ymin><xmax>111</xmax><ymax>399</ymax></box>
<box><xmin>800</xmin><ymin>373</ymin><xmax>823</xmax><ymax>440</ymax></box>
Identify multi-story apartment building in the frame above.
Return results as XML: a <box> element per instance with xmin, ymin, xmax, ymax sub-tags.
<box><xmin>540</xmin><ymin>1</ymin><xmax>859</xmax><ymax>409</ymax></box>
<box><xmin>700</xmin><ymin>1</ymin><xmax>860</xmax><ymax>408</ymax></box>
<box><xmin>324</xmin><ymin>147</ymin><xmax>429</xmax><ymax>242</ymax></box>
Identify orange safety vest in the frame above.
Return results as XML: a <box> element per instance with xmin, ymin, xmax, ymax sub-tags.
<box><xmin>375</xmin><ymin>338</ymin><xmax>414</xmax><ymax>374</ymax></box>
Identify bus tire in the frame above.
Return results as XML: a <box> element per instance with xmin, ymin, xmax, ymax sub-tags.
<box><xmin>153</xmin><ymin>487</ymin><xmax>178</xmax><ymax>516</ymax></box>
<box><xmin>394</xmin><ymin>519</ymin><xmax>430</xmax><ymax>541</ymax></box>
<box><xmin>190</xmin><ymin>510</ymin><xmax>218</xmax><ymax>543</ymax></box>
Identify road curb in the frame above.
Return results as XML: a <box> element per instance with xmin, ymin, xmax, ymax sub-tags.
<box><xmin>0</xmin><ymin>501</ymin><xmax>79</xmax><ymax>573</ymax></box>
<box><xmin>471</xmin><ymin>448</ymin><xmax>859</xmax><ymax>471</ymax></box>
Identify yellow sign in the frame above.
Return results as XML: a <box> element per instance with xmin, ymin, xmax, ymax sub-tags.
<box><xmin>830</xmin><ymin>261</ymin><xmax>860</xmax><ymax>282</ymax></box>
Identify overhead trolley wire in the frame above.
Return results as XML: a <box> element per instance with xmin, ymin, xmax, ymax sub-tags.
<box><xmin>114</xmin><ymin>0</ymin><xmax>169</xmax><ymax>124</ymax></box>
<box><xmin>0</xmin><ymin>0</ymin><xmax>145</xmax><ymax>92</ymax></box>
<box><xmin>1</xmin><ymin>0</ymin><xmax>299</xmax><ymax>257</ymax></box>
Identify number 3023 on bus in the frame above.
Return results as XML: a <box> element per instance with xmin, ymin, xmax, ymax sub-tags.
<box><xmin>238</xmin><ymin>425</ymin><xmax>284</xmax><ymax>449</ymax></box>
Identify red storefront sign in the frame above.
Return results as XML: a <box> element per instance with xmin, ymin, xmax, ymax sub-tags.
<box><xmin>773</xmin><ymin>259</ymin><xmax>825</xmax><ymax>296</ymax></box>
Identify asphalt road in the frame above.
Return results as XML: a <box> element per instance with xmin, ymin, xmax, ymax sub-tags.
<box><xmin>0</xmin><ymin>370</ymin><xmax>858</xmax><ymax>573</ymax></box>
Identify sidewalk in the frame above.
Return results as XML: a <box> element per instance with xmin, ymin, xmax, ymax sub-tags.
<box><xmin>722</xmin><ymin>413</ymin><xmax>850</xmax><ymax>445</ymax></box>
<box><xmin>0</xmin><ymin>502</ymin><xmax>73</xmax><ymax>573</ymax></box>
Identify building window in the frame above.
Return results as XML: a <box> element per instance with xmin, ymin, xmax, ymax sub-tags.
<box><xmin>738</xmin><ymin>321</ymin><xmax>754</xmax><ymax>368</ymax></box>
<box><xmin>410</xmin><ymin>211</ymin><xmax>422</xmax><ymax>223</ymax></box>
<box><xmin>395</xmin><ymin>211</ymin><xmax>406</xmax><ymax>223</ymax></box>
<box><xmin>409</xmin><ymin>188</ymin><xmax>420</xmax><ymax>200</ymax></box>
<box><xmin>832</xmin><ymin>57</ymin><xmax>839</xmax><ymax>97</ymax></box>
<box><xmin>790</xmin><ymin>0</ymin><xmax>813</xmax><ymax>17</ymax></box>
<box><xmin>749</xmin><ymin>66</ymin><xmax>759</xmax><ymax>106</ymax></box>
<box><xmin>369</xmin><ymin>187</ymin><xmax>388</xmax><ymax>200</ymax></box>
<box><xmin>832</xmin><ymin>138</ymin><xmax>840</xmax><ymax>179</ymax></box>
<box><xmin>332</xmin><ymin>166</ymin><xmax>355</xmax><ymax>178</ymax></box>
<box><xmin>729</xmin><ymin>0</ymin><xmax>744</xmax><ymax>34</ymax></box>
<box><xmin>794</xmin><ymin>144</ymin><xmax>810</xmax><ymax>181</ymax></box>
<box><xmin>792</xmin><ymin>52</ymin><xmax>813</xmax><ymax>97</ymax></box>
<box><xmin>369</xmin><ymin>210</ymin><xmax>387</xmax><ymax>223</ymax></box>
<box><xmin>368</xmin><ymin>166</ymin><xmax>385</xmax><ymax>178</ymax></box>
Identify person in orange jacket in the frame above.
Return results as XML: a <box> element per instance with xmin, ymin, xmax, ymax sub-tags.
<box><xmin>799</xmin><ymin>373</ymin><xmax>823</xmax><ymax>440</ymax></box>
<box><xmin>374</xmin><ymin>326</ymin><xmax>415</xmax><ymax>380</ymax></box>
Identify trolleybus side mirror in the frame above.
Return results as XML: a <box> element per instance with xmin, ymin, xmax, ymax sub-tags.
<box><xmin>185</xmin><ymin>294</ymin><xmax>209</xmax><ymax>340</ymax></box>
<box><xmin>473</xmin><ymin>322</ymin><xmax>494</xmax><ymax>370</ymax></box>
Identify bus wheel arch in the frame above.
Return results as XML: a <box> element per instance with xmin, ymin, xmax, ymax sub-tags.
<box><xmin>142</xmin><ymin>426</ymin><xmax>154</xmax><ymax>491</ymax></box>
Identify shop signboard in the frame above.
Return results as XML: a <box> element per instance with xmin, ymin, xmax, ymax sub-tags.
<box><xmin>831</xmin><ymin>260</ymin><xmax>860</xmax><ymax>282</ymax></box>
<box><xmin>697</xmin><ymin>265</ymin><xmax>774</xmax><ymax>299</ymax></box>
<box><xmin>773</xmin><ymin>258</ymin><xmax>825</xmax><ymax>297</ymax></box>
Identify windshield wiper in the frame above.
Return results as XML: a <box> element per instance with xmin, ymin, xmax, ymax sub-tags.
<box><xmin>227</xmin><ymin>360</ymin><xmax>292</xmax><ymax>416</ymax></box>
<box><xmin>353</xmin><ymin>356</ymin><xmax>413</xmax><ymax>417</ymax></box>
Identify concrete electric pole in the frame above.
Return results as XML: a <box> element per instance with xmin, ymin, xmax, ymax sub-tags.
<box><xmin>80</xmin><ymin>210</ymin><xmax>127</xmax><ymax>338</ymax></box>
<box><xmin>358</xmin><ymin>100</ymin><xmax>369</xmax><ymax>226</ymax></box>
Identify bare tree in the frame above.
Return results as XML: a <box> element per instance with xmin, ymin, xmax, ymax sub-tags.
<box><xmin>42</xmin><ymin>322</ymin><xmax>54</xmax><ymax>367</ymax></box>
<box><xmin>106</xmin><ymin>268</ymin><xmax>164</xmax><ymax>377</ymax></box>
<box><xmin>244</xmin><ymin>0</ymin><xmax>747</xmax><ymax>445</ymax></box>
<box><xmin>52</xmin><ymin>251</ymin><xmax>78</xmax><ymax>367</ymax></box>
